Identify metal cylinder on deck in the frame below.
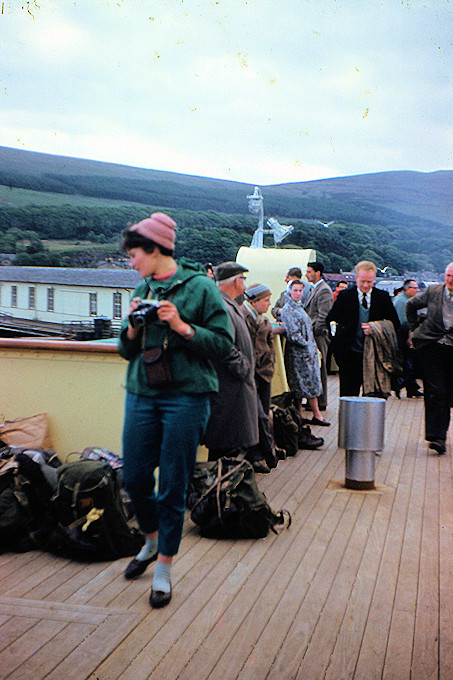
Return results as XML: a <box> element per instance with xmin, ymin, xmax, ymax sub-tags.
<box><xmin>338</xmin><ymin>397</ymin><xmax>386</xmax><ymax>490</ymax></box>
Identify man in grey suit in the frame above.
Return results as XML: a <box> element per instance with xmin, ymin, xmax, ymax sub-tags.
<box><xmin>304</xmin><ymin>262</ymin><xmax>334</xmax><ymax>410</ymax></box>
<box><xmin>406</xmin><ymin>262</ymin><xmax>453</xmax><ymax>455</ymax></box>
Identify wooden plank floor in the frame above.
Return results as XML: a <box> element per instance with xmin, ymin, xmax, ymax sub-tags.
<box><xmin>1</xmin><ymin>375</ymin><xmax>452</xmax><ymax>680</ymax></box>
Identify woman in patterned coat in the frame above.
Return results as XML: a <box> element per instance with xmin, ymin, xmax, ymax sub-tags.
<box><xmin>280</xmin><ymin>280</ymin><xmax>330</xmax><ymax>426</ymax></box>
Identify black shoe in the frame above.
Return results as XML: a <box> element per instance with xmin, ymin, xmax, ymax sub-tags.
<box><xmin>275</xmin><ymin>446</ymin><xmax>287</xmax><ymax>461</ymax></box>
<box><xmin>428</xmin><ymin>439</ymin><xmax>446</xmax><ymax>455</ymax></box>
<box><xmin>124</xmin><ymin>554</ymin><xmax>157</xmax><ymax>580</ymax></box>
<box><xmin>253</xmin><ymin>460</ymin><xmax>271</xmax><ymax>474</ymax></box>
<box><xmin>298</xmin><ymin>426</ymin><xmax>324</xmax><ymax>450</ymax></box>
<box><xmin>310</xmin><ymin>417</ymin><xmax>330</xmax><ymax>427</ymax></box>
<box><xmin>150</xmin><ymin>586</ymin><xmax>172</xmax><ymax>608</ymax></box>
<box><xmin>407</xmin><ymin>390</ymin><xmax>424</xmax><ymax>398</ymax></box>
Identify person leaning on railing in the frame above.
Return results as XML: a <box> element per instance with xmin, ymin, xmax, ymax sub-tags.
<box><xmin>117</xmin><ymin>213</ymin><xmax>232</xmax><ymax>609</ymax></box>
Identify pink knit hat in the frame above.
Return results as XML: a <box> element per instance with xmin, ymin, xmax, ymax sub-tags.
<box><xmin>130</xmin><ymin>212</ymin><xmax>176</xmax><ymax>251</ymax></box>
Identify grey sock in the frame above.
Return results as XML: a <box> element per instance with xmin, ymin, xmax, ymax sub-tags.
<box><xmin>136</xmin><ymin>537</ymin><xmax>157</xmax><ymax>562</ymax></box>
<box><xmin>152</xmin><ymin>562</ymin><xmax>171</xmax><ymax>593</ymax></box>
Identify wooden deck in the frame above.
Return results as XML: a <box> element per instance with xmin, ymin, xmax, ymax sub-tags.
<box><xmin>1</xmin><ymin>375</ymin><xmax>452</xmax><ymax>680</ymax></box>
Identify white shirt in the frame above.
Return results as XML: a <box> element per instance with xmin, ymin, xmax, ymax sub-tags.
<box><xmin>357</xmin><ymin>289</ymin><xmax>371</xmax><ymax>308</ymax></box>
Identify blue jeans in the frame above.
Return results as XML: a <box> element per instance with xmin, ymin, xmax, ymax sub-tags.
<box><xmin>122</xmin><ymin>391</ymin><xmax>210</xmax><ymax>557</ymax></box>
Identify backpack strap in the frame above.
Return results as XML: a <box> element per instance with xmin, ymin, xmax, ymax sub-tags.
<box><xmin>191</xmin><ymin>458</ymin><xmax>248</xmax><ymax>527</ymax></box>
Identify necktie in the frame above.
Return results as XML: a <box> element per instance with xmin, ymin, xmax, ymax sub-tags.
<box><xmin>362</xmin><ymin>293</ymin><xmax>368</xmax><ymax>309</ymax></box>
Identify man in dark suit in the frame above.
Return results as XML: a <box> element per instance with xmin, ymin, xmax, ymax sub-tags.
<box><xmin>326</xmin><ymin>260</ymin><xmax>400</xmax><ymax>396</ymax></box>
<box><xmin>304</xmin><ymin>261</ymin><xmax>334</xmax><ymax>410</ymax></box>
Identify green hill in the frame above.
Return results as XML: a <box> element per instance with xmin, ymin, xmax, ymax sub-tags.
<box><xmin>0</xmin><ymin>145</ymin><xmax>451</xmax><ymax>228</ymax></box>
<box><xmin>0</xmin><ymin>145</ymin><xmax>452</xmax><ymax>273</ymax></box>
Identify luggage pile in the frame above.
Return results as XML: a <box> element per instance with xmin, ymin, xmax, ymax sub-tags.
<box><xmin>0</xmin><ymin>436</ymin><xmax>143</xmax><ymax>560</ymax></box>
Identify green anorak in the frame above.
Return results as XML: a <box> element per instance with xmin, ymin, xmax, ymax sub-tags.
<box><xmin>118</xmin><ymin>259</ymin><xmax>233</xmax><ymax>396</ymax></box>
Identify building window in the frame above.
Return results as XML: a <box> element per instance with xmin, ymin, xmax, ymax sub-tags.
<box><xmin>89</xmin><ymin>292</ymin><xmax>97</xmax><ymax>316</ymax></box>
<box><xmin>11</xmin><ymin>285</ymin><xmax>17</xmax><ymax>308</ymax></box>
<box><xmin>28</xmin><ymin>287</ymin><xmax>35</xmax><ymax>310</ymax></box>
<box><xmin>113</xmin><ymin>292</ymin><xmax>122</xmax><ymax>319</ymax></box>
<box><xmin>47</xmin><ymin>287</ymin><xmax>55</xmax><ymax>312</ymax></box>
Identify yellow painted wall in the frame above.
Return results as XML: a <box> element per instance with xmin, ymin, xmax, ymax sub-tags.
<box><xmin>1</xmin><ymin>346</ymin><xmax>127</xmax><ymax>458</ymax></box>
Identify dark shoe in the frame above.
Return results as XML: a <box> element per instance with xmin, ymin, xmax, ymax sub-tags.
<box><xmin>253</xmin><ymin>460</ymin><xmax>271</xmax><ymax>474</ymax></box>
<box><xmin>428</xmin><ymin>439</ymin><xmax>446</xmax><ymax>454</ymax></box>
<box><xmin>124</xmin><ymin>554</ymin><xmax>157</xmax><ymax>580</ymax></box>
<box><xmin>275</xmin><ymin>446</ymin><xmax>287</xmax><ymax>461</ymax></box>
<box><xmin>298</xmin><ymin>426</ymin><xmax>324</xmax><ymax>450</ymax></box>
<box><xmin>310</xmin><ymin>417</ymin><xmax>330</xmax><ymax>427</ymax></box>
<box><xmin>407</xmin><ymin>390</ymin><xmax>424</xmax><ymax>398</ymax></box>
<box><xmin>150</xmin><ymin>585</ymin><xmax>172</xmax><ymax>609</ymax></box>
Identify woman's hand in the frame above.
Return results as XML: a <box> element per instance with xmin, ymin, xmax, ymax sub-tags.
<box><xmin>126</xmin><ymin>297</ymin><xmax>143</xmax><ymax>340</ymax></box>
<box><xmin>157</xmin><ymin>300</ymin><xmax>194</xmax><ymax>338</ymax></box>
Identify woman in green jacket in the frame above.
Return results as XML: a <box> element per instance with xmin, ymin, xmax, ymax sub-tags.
<box><xmin>118</xmin><ymin>212</ymin><xmax>232</xmax><ymax>608</ymax></box>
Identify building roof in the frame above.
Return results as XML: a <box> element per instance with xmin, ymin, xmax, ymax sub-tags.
<box><xmin>0</xmin><ymin>266</ymin><xmax>141</xmax><ymax>288</ymax></box>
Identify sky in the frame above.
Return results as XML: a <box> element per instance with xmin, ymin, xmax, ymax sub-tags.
<box><xmin>1</xmin><ymin>0</ymin><xmax>452</xmax><ymax>185</ymax></box>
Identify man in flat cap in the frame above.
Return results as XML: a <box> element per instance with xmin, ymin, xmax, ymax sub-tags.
<box><xmin>203</xmin><ymin>262</ymin><xmax>262</xmax><ymax>470</ymax></box>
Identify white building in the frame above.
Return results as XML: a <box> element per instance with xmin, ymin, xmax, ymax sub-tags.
<box><xmin>0</xmin><ymin>266</ymin><xmax>141</xmax><ymax>329</ymax></box>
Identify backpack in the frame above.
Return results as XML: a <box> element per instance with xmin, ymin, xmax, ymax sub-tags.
<box><xmin>0</xmin><ymin>453</ymin><xmax>56</xmax><ymax>553</ymax></box>
<box><xmin>187</xmin><ymin>457</ymin><xmax>291</xmax><ymax>539</ymax></box>
<box><xmin>76</xmin><ymin>446</ymin><xmax>132</xmax><ymax>519</ymax></box>
<box><xmin>46</xmin><ymin>459</ymin><xmax>143</xmax><ymax>561</ymax></box>
<box><xmin>270</xmin><ymin>392</ymin><xmax>324</xmax><ymax>454</ymax></box>
<box><xmin>269</xmin><ymin>403</ymin><xmax>300</xmax><ymax>457</ymax></box>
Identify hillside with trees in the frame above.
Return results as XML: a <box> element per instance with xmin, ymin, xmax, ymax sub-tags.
<box><xmin>0</xmin><ymin>146</ymin><xmax>452</xmax><ymax>273</ymax></box>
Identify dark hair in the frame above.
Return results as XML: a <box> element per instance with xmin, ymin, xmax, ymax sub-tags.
<box><xmin>121</xmin><ymin>228</ymin><xmax>174</xmax><ymax>256</ymax></box>
<box><xmin>289</xmin><ymin>279</ymin><xmax>304</xmax><ymax>289</ymax></box>
<box><xmin>336</xmin><ymin>280</ymin><xmax>348</xmax><ymax>287</ymax></box>
<box><xmin>307</xmin><ymin>261</ymin><xmax>324</xmax><ymax>274</ymax></box>
<box><xmin>402</xmin><ymin>279</ymin><xmax>417</xmax><ymax>290</ymax></box>
<box><xmin>287</xmin><ymin>267</ymin><xmax>302</xmax><ymax>278</ymax></box>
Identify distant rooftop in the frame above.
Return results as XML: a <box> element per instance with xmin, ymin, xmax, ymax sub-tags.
<box><xmin>0</xmin><ymin>266</ymin><xmax>141</xmax><ymax>288</ymax></box>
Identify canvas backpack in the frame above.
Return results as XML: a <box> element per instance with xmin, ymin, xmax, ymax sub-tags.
<box><xmin>187</xmin><ymin>457</ymin><xmax>291</xmax><ymax>540</ymax></box>
<box><xmin>46</xmin><ymin>459</ymin><xmax>143</xmax><ymax>561</ymax></box>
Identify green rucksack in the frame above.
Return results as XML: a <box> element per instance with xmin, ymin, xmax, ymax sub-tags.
<box><xmin>187</xmin><ymin>457</ymin><xmax>291</xmax><ymax>539</ymax></box>
<box><xmin>47</xmin><ymin>459</ymin><xmax>143</xmax><ymax>561</ymax></box>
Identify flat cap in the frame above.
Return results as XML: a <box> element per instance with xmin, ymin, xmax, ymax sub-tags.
<box><xmin>214</xmin><ymin>261</ymin><xmax>249</xmax><ymax>282</ymax></box>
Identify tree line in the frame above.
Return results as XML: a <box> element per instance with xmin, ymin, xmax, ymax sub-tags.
<box><xmin>1</xmin><ymin>203</ymin><xmax>452</xmax><ymax>273</ymax></box>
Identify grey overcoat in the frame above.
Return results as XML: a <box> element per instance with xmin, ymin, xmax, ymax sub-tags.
<box><xmin>203</xmin><ymin>291</ymin><xmax>259</xmax><ymax>449</ymax></box>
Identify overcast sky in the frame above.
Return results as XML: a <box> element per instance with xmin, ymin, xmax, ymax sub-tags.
<box><xmin>1</xmin><ymin>0</ymin><xmax>452</xmax><ymax>185</ymax></box>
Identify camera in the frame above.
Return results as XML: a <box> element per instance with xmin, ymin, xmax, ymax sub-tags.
<box><xmin>128</xmin><ymin>300</ymin><xmax>160</xmax><ymax>328</ymax></box>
